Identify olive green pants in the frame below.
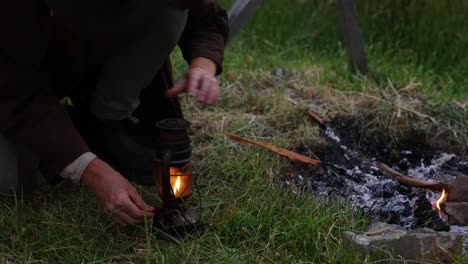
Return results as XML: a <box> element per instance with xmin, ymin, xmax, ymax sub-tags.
<box><xmin>47</xmin><ymin>0</ymin><xmax>188</xmax><ymax>120</ymax></box>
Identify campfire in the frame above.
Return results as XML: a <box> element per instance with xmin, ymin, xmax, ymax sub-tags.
<box><xmin>378</xmin><ymin>162</ymin><xmax>468</xmax><ymax>226</ymax></box>
<box><xmin>227</xmin><ymin>114</ymin><xmax>468</xmax><ymax>258</ymax></box>
<box><xmin>229</xmin><ymin>126</ymin><xmax>468</xmax><ymax>230</ymax></box>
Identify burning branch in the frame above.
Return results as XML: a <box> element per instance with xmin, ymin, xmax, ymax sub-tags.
<box><xmin>225</xmin><ymin>132</ymin><xmax>321</xmax><ymax>165</ymax></box>
<box><xmin>377</xmin><ymin>163</ymin><xmax>447</xmax><ymax>192</ymax></box>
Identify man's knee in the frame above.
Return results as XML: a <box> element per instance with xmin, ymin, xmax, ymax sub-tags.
<box><xmin>0</xmin><ymin>135</ymin><xmax>44</xmax><ymax>195</ymax></box>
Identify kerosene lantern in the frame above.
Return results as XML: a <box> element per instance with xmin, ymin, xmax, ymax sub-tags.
<box><xmin>153</xmin><ymin>118</ymin><xmax>203</xmax><ymax>239</ymax></box>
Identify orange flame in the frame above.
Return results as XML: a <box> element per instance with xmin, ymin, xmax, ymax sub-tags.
<box><xmin>173</xmin><ymin>176</ymin><xmax>181</xmax><ymax>196</ymax></box>
<box><xmin>436</xmin><ymin>188</ymin><xmax>447</xmax><ymax>211</ymax></box>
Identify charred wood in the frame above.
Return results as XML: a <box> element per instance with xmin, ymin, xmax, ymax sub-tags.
<box><xmin>377</xmin><ymin>163</ymin><xmax>447</xmax><ymax>192</ymax></box>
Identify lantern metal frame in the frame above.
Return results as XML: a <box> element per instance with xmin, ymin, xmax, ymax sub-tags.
<box><xmin>152</xmin><ymin>118</ymin><xmax>204</xmax><ymax>240</ymax></box>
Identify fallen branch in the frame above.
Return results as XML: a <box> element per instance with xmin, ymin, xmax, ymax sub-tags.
<box><xmin>377</xmin><ymin>163</ymin><xmax>447</xmax><ymax>192</ymax></box>
<box><xmin>225</xmin><ymin>132</ymin><xmax>321</xmax><ymax>165</ymax></box>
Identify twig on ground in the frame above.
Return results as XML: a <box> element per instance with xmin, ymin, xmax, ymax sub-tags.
<box><xmin>286</xmin><ymin>97</ymin><xmax>298</xmax><ymax>105</ymax></box>
<box><xmin>225</xmin><ymin>132</ymin><xmax>321</xmax><ymax>165</ymax></box>
<box><xmin>308</xmin><ymin>110</ymin><xmax>326</xmax><ymax>125</ymax></box>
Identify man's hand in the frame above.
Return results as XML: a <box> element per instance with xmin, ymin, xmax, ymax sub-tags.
<box><xmin>166</xmin><ymin>57</ymin><xmax>220</xmax><ymax>105</ymax></box>
<box><xmin>81</xmin><ymin>159</ymin><xmax>155</xmax><ymax>226</ymax></box>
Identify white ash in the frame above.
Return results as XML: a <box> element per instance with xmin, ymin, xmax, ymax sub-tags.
<box><xmin>308</xmin><ymin>125</ymin><xmax>467</xmax><ymax>232</ymax></box>
<box><xmin>325</xmin><ymin>126</ymin><xmax>341</xmax><ymax>143</ymax></box>
<box><xmin>407</xmin><ymin>153</ymin><xmax>457</xmax><ymax>180</ymax></box>
<box><xmin>401</xmin><ymin>150</ymin><xmax>413</xmax><ymax>155</ymax></box>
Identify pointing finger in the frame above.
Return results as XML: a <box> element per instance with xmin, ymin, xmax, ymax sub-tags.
<box><xmin>187</xmin><ymin>70</ymin><xmax>202</xmax><ymax>97</ymax></box>
<box><xmin>197</xmin><ymin>76</ymin><xmax>210</xmax><ymax>102</ymax></box>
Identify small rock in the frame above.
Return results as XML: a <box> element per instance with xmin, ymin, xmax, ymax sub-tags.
<box><xmin>444</xmin><ymin>202</ymin><xmax>468</xmax><ymax>225</ymax></box>
<box><xmin>274</xmin><ymin>68</ymin><xmax>283</xmax><ymax>77</ymax></box>
<box><xmin>344</xmin><ymin>222</ymin><xmax>463</xmax><ymax>263</ymax></box>
<box><xmin>447</xmin><ymin>176</ymin><xmax>468</xmax><ymax>203</ymax></box>
<box><xmin>452</xmin><ymin>100</ymin><xmax>468</xmax><ymax>110</ymax></box>
<box><xmin>283</xmin><ymin>88</ymin><xmax>300</xmax><ymax>101</ymax></box>
<box><xmin>227</xmin><ymin>140</ymin><xmax>243</xmax><ymax>152</ymax></box>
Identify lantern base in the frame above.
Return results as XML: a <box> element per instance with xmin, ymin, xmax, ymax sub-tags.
<box><xmin>152</xmin><ymin>207</ymin><xmax>203</xmax><ymax>240</ymax></box>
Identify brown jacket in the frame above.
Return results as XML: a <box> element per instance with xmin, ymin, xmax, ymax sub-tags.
<box><xmin>0</xmin><ymin>0</ymin><xmax>229</xmax><ymax>182</ymax></box>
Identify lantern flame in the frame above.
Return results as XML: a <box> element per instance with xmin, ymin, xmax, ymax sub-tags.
<box><xmin>173</xmin><ymin>176</ymin><xmax>182</xmax><ymax>196</ymax></box>
<box><xmin>436</xmin><ymin>188</ymin><xmax>447</xmax><ymax>211</ymax></box>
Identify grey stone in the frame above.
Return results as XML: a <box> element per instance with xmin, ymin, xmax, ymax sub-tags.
<box><xmin>448</xmin><ymin>176</ymin><xmax>468</xmax><ymax>203</ymax></box>
<box><xmin>344</xmin><ymin>222</ymin><xmax>463</xmax><ymax>263</ymax></box>
<box><xmin>443</xmin><ymin>176</ymin><xmax>468</xmax><ymax>226</ymax></box>
<box><xmin>445</xmin><ymin>202</ymin><xmax>468</xmax><ymax>225</ymax></box>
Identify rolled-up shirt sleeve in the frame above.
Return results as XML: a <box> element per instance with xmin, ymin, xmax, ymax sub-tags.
<box><xmin>178</xmin><ymin>0</ymin><xmax>230</xmax><ymax>75</ymax></box>
<box><xmin>59</xmin><ymin>152</ymin><xmax>97</xmax><ymax>184</ymax></box>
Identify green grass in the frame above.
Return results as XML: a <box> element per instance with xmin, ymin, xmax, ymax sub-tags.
<box><xmin>0</xmin><ymin>149</ymin><xmax>368</xmax><ymax>263</ymax></box>
<box><xmin>220</xmin><ymin>0</ymin><xmax>468</xmax><ymax>100</ymax></box>
<box><xmin>1</xmin><ymin>0</ymin><xmax>467</xmax><ymax>263</ymax></box>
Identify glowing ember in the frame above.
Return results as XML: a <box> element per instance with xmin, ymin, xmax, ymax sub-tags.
<box><xmin>173</xmin><ymin>176</ymin><xmax>182</xmax><ymax>196</ymax></box>
<box><xmin>436</xmin><ymin>188</ymin><xmax>447</xmax><ymax>211</ymax></box>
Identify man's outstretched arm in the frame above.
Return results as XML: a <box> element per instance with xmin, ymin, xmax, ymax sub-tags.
<box><xmin>177</xmin><ymin>0</ymin><xmax>230</xmax><ymax>75</ymax></box>
<box><xmin>167</xmin><ymin>0</ymin><xmax>229</xmax><ymax>104</ymax></box>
